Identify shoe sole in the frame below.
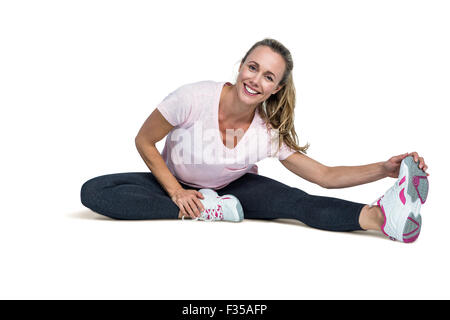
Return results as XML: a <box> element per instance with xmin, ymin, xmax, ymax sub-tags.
<box><xmin>400</xmin><ymin>156</ymin><xmax>428</xmax><ymax>242</ymax></box>
<box><xmin>403</xmin><ymin>156</ymin><xmax>429</xmax><ymax>205</ymax></box>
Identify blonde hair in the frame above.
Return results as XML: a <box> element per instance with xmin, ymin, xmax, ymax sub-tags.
<box><xmin>239</xmin><ymin>38</ymin><xmax>309</xmax><ymax>155</ymax></box>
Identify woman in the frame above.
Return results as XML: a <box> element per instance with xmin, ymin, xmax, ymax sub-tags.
<box><xmin>80</xmin><ymin>38</ymin><xmax>429</xmax><ymax>243</ymax></box>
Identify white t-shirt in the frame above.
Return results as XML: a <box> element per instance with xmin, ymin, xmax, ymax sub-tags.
<box><xmin>156</xmin><ymin>80</ymin><xmax>296</xmax><ymax>190</ymax></box>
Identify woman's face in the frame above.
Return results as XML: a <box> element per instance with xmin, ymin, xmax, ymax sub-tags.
<box><xmin>237</xmin><ymin>45</ymin><xmax>286</xmax><ymax>106</ymax></box>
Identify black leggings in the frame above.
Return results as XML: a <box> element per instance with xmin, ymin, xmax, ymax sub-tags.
<box><xmin>80</xmin><ymin>172</ymin><xmax>365</xmax><ymax>232</ymax></box>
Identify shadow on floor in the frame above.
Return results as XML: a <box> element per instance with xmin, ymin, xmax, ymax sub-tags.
<box><xmin>68</xmin><ymin>209</ymin><xmax>112</xmax><ymax>220</ymax></box>
<box><xmin>68</xmin><ymin>210</ymin><xmax>387</xmax><ymax>240</ymax></box>
<box><xmin>68</xmin><ymin>209</ymin><xmax>176</xmax><ymax>222</ymax></box>
<box><xmin>270</xmin><ymin>218</ymin><xmax>387</xmax><ymax>240</ymax></box>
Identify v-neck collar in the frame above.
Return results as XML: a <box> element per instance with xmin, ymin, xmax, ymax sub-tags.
<box><xmin>215</xmin><ymin>81</ymin><xmax>258</xmax><ymax>151</ymax></box>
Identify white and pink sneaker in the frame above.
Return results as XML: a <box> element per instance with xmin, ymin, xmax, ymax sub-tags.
<box><xmin>370</xmin><ymin>156</ymin><xmax>429</xmax><ymax>243</ymax></box>
<box><xmin>183</xmin><ymin>189</ymin><xmax>244</xmax><ymax>222</ymax></box>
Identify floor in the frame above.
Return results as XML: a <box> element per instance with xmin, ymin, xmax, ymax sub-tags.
<box><xmin>1</xmin><ymin>188</ymin><xmax>447</xmax><ymax>299</ymax></box>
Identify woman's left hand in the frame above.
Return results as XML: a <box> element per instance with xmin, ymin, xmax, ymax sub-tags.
<box><xmin>383</xmin><ymin>151</ymin><xmax>429</xmax><ymax>178</ymax></box>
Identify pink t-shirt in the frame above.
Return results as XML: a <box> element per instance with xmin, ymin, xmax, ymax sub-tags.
<box><xmin>156</xmin><ymin>80</ymin><xmax>296</xmax><ymax>190</ymax></box>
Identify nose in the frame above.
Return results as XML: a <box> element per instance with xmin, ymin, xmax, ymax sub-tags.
<box><xmin>248</xmin><ymin>74</ymin><xmax>262</xmax><ymax>90</ymax></box>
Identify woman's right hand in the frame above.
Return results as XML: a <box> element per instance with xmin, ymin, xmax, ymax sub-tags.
<box><xmin>170</xmin><ymin>188</ymin><xmax>205</xmax><ymax>219</ymax></box>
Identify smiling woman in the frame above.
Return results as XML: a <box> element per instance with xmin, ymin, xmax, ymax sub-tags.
<box><xmin>80</xmin><ymin>38</ymin><xmax>429</xmax><ymax>243</ymax></box>
<box><xmin>236</xmin><ymin>39</ymin><xmax>309</xmax><ymax>155</ymax></box>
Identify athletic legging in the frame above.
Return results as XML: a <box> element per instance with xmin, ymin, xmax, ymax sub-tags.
<box><xmin>80</xmin><ymin>172</ymin><xmax>365</xmax><ymax>232</ymax></box>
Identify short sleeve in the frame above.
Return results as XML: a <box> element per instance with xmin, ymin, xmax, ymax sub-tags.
<box><xmin>156</xmin><ymin>84</ymin><xmax>193</xmax><ymax>127</ymax></box>
<box><xmin>266</xmin><ymin>127</ymin><xmax>297</xmax><ymax>160</ymax></box>
<box><xmin>277</xmin><ymin>141</ymin><xmax>296</xmax><ymax>160</ymax></box>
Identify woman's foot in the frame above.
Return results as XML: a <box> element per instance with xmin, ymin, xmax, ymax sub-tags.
<box><xmin>359</xmin><ymin>205</ymin><xmax>385</xmax><ymax>231</ymax></box>
<box><xmin>370</xmin><ymin>156</ymin><xmax>429</xmax><ymax>242</ymax></box>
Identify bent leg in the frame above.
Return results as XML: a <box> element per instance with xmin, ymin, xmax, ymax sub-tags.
<box><xmin>80</xmin><ymin>172</ymin><xmax>184</xmax><ymax>220</ymax></box>
<box><xmin>217</xmin><ymin>173</ymin><xmax>365</xmax><ymax>231</ymax></box>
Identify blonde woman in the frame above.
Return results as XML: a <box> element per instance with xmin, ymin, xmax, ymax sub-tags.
<box><xmin>81</xmin><ymin>38</ymin><xmax>429</xmax><ymax>243</ymax></box>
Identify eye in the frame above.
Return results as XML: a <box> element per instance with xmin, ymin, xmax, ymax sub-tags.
<box><xmin>248</xmin><ymin>65</ymin><xmax>256</xmax><ymax>71</ymax></box>
<box><xmin>266</xmin><ymin>76</ymin><xmax>274</xmax><ymax>82</ymax></box>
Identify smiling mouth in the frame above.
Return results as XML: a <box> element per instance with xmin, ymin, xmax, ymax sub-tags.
<box><xmin>243</xmin><ymin>83</ymin><xmax>260</xmax><ymax>96</ymax></box>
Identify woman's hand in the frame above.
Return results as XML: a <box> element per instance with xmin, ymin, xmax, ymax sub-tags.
<box><xmin>383</xmin><ymin>151</ymin><xmax>429</xmax><ymax>178</ymax></box>
<box><xmin>170</xmin><ymin>188</ymin><xmax>205</xmax><ymax>219</ymax></box>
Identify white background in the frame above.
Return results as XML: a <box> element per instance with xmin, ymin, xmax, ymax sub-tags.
<box><xmin>0</xmin><ymin>0</ymin><xmax>449</xmax><ymax>299</ymax></box>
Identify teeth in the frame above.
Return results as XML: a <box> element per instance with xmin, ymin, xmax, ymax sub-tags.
<box><xmin>245</xmin><ymin>84</ymin><xmax>258</xmax><ymax>94</ymax></box>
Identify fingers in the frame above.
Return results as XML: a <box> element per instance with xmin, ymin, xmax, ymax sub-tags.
<box><xmin>181</xmin><ymin>198</ymin><xmax>204</xmax><ymax>219</ymax></box>
<box><xmin>196</xmin><ymin>191</ymin><xmax>205</xmax><ymax>199</ymax></box>
<box><xmin>185</xmin><ymin>199</ymin><xmax>200</xmax><ymax>219</ymax></box>
<box><xmin>418</xmin><ymin>157</ymin><xmax>424</xmax><ymax>169</ymax></box>
<box><xmin>178</xmin><ymin>208</ymin><xmax>189</xmax><ymax>219</ymax></box>
<box><xmin>178</xmin><ymin>202</ymin><xmax>192</xmax><ymax>219</ymax></box>
<box><xmin>394</xmin><ymin>153</ymin><xmax>409</xmax><ymax>162</ymax></box>
<box><xmin>187</xmin><ymin>199</ymin><xmax>202</xmax><ymax>218</ymax></box>
<box><xmin>407</xmin><ymin>151</ymin><xmax>429</xmax><ymax>175</ymax></box>
<box><xmin>408</xmin><ymin>151</ymin><xmax>419</xmax><ymax>162</ymax></box>
<box><xmin>193</xmin><ymin>196</ymin><xmax>205</xmax><ymax>213</ymax></box>
<box><xmin>192</xmin><ymin>191</ymin><xmax>205</xmax><ymax>215</ymax></box>
<box><xmin>173</xmin><ymin>190</ymin><xmax>207</xmax><ymax>219</ymax></box>
<box><xmin>177</xmin><ymin>199</ymin><xmax>196</xmax><ymax>219</ymax></box>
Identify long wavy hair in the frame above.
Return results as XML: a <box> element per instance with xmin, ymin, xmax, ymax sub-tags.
<box><xmin>238</xmin><ymin>38</ymin><xmax>309</xmax><ymax>155</ymax></box>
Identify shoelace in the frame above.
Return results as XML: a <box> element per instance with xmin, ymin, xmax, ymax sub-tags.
<box><xmin>181</xmin><ymin>198</ymin><xmax>224</xmax><ymax>222</ymax></box>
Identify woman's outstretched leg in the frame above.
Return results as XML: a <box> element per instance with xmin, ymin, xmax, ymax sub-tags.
<box><xmin>217</xmin><ymin>173</ymin><xmax>369</xmax><ymax>232</ymax></box>
<box><xmin>80</xmin><ymin>171</ymin><xmax>384</xmax><ymax>230</ymax></box>
<box><xmin>80</xmin><ymin>172</ymin><xmax>183</xmax><ymax>220</ymax></box>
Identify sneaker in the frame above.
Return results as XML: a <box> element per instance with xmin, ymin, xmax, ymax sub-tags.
<box><xmin>182</xmin><ymin>188</ymin><xmax>244</xmax><ymax>222</ymax></box>
<box><xmin>370</xmin><ymin>156</ymin><xmax>429</xmax><ymax>242</ymax></box>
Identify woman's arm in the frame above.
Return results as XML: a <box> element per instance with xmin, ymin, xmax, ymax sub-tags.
<box><xmin>135</xmin><ymin>108</ymin><xmax>206</xmax><ymax>218</ymax></box>
<box><xmin>323</xmin><ymin>162</ymin><xmax>387</xmax><ymax>189</ymax></box>
<box><xmin>135</xmin><ymin>108</ymin><xmax>184</xmax><ymax>197</ymax></box>
<box><xmin>280</xmin><ymin>152</ymin><xmax>387</xmax><ymax>189</ymax></box>
<box><xmin>318</xmin><ymin>152</ymin><xmax>428</xmax><ymax>189</ymax></box>
<box><xmin>279</xmin><ymin>152</ymin><xmax>330</xmax><ymax>188</ymax></box>
<box><xmin>281</xmin><ymin>151</ymin><xmax>430</xmax><ymax>189</ymax></box>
